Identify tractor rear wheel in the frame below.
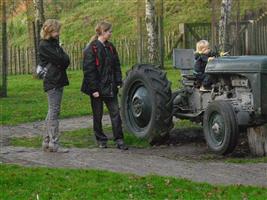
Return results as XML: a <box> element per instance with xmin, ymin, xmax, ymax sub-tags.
<box><xmin>121</xmin><ymin>64</ymin><xmax>173</xmax><ymax>145</ymax></box>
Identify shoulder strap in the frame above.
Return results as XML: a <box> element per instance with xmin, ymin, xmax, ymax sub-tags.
<box><xmin>92</xmin><ymin>44</ymin><xmax>100</xmax><ymax>67</ymax></box>
<box><xmin>108</xmin><ymin>45</ymin><xmax>114</xmax><ymax>54</ymax></box>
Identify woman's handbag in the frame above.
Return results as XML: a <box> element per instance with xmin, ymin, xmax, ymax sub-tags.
<box><xmin>36</xmin><ymin>63</ymin><xmax>51</xmax><ymax>79</ymax></box>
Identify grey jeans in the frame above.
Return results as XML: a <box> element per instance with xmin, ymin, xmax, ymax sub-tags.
<box><xmin>45</xmin><ymin>87</ymin><xmax>63</xmax><ymax>143</ymax></box>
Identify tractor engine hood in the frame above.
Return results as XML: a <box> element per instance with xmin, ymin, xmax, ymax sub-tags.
<box><xmin>206</xmin><ymin>56</ymin><xmax>267</xmax><ymax>74</ymax></box>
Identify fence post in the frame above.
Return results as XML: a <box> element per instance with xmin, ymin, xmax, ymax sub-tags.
<box><xmin>179</xmin><ymin>23</ymin><xmax>186</xmax><ymax>48</ymax></box>
<box><xmin>9</xmin><ymin>46</ymin><xmax>13</xmax><ymax>75</ymax></box>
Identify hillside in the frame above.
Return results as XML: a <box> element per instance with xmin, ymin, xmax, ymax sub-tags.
<box><xmin>8</xmin><ymin>0</ymin><xmax>267</xmax><ymax>46</ymax></box>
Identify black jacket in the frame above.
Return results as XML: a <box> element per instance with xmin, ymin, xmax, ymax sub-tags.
<box><xmin>81</xmin><ymin>40</ymin><xmax>122</xmax><ymax>97</ymax></box>
<box><xmin>194</xmin><ymin>51</ymin><xmax>218</xmax><ymax>74</ymax></box>
<box><xmin>38</xmin><ymin>38</ymin><xmax>70</xmax><ymax>92</ymax></box>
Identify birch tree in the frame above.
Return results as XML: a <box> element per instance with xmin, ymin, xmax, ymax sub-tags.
<box><xmin>219</xmin><ymin>0</ymin><xmax>232</xmax><ymax>52</ymax></box>
<box><xmin>145</xmin><ymin>0</ymin><xmax>158</xmax><ymax>64</ymax></box>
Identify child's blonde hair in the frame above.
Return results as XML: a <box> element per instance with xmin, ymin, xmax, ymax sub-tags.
<box><xmin>196</xmin><ymin>40</ymin><xmax>210</xmax><ymax>53</ymax></box>
<box><xmin>40</xmin><ymin>19</ymin><xmax>61</xmax><ymax>40</ymax></box>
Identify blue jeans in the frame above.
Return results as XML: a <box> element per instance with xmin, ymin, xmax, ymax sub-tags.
<box><xmin>90</xmin><ymin>95</ymin><xmax>124</xmax><ymax>144</ymax></box>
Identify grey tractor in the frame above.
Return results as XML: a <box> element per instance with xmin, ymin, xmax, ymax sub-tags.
<box><xmin>121</xmin><ymin>49</ymin><xmax>267</xmax><ymax>155</ymax></box>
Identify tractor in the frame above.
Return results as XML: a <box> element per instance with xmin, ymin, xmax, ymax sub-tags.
<box><xmin>121</xmin><ymin>49</ymin><xmax>267</xmax><ymax>155</ymax></box>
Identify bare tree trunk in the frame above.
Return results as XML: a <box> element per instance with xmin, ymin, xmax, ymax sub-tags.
<box><xmin>25</xmin><ymin>0</ymin><xmax>37</xmax><ymax>76</ymax></box>
<box><xmin>145</xmin><ymin>0</ymin><xmax>158</xmax><ymax>64</ymax></box>
<box><xmin>33</xmin><ymin>0</ymin><xmax>45</xmax><ymax>25</ymax></box>
<box><xmin>219</xmin><ymin>0</ymin><xmax>232</xmax><ymax>52</ymax></box>
<box><xmin>157</xmin><ymin>0</ymin><xmax>164</xmax><ymax>69</ymax></box>
<box><xmin>211</xmin><ymin>0</ymin><xmax>217</xmax><ymax>48</ymax></box>
<box><xmin>137</xmin><ymin>0</ymin><xmax>144</xmax><ymax>64</ymax></box>
<box><xmin>0</xmin><ymin>0</ymin><xmax>8</xmax><ymax>97</ymax></box>
<box><xmin>33</xmin><ymin>0</ymin><xmax>45</xmax><ymax>67</ymax></box>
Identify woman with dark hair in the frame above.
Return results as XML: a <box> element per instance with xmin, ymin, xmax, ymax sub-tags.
<box><xmin>38</xmin><ymin>19</ymin><xmax>70</xmax><ymax>152</ymax></box>
<box><xmin>81</xmin><ymin>21</ymin><xmax>128</xmax><ymax>150</ymax></box>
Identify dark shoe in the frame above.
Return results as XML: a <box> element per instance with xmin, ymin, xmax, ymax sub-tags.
<box><xmin>117</xmin><ymin>143</ymin><xmax>128</xmax><ymax>150</ymax></box>
<box><xmin>98</xmin><ymin>143</ymin><xmax>107</xmax><ymax>148</ymax></box>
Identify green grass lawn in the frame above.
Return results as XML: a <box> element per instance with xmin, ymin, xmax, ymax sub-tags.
<box><xmin>0</xmin><ymin>164</ymin><xmax>266</xmax><ymax>200</ymax></box>
<box><xmin>1</xmin><ymin>64</ymin><xmax>180</xmax><ymax>125</ymax></box>
<box><xmin>10</xmin><ymin>126</ymin><xmax>150</xmax><ymax>149</ymax></box>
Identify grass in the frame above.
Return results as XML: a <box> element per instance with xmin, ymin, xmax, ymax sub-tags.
<box><xmin>1</xmin><ymin>63</ymin><xmax>180</xmax><ymax>125</ymax></box>
<box><xmin>9</xmin><ymin>0</ymin><xmax>267</xmax><ymax>46</ymax></box>
<box><xmin>0</xmin><ymin>164</ymin><xmax>266</xmax><ymax>200</ymax></box>
<box><xmin>225</xmin><ymin>157</ymin><xmax>267</xmax><ymax>164</ymax></box>
<box><xmin>10</xmin><ymin>126</ymin><xmax>150</xmax><ymax>149</ymax></box>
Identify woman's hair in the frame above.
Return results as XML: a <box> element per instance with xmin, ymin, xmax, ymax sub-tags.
<box><xmin>196</xmin><ymin>40</ymin><xmax>210</xmax><ymax>53</ymax></box>
<box><xmin>90</xmin><ymin>21</ymin><xmax>112</xmax><ymax>42</ymax></box>
<box><xmin>40</xmin><ymin>19</ymin><xmax>61</xmax><ymax>40</ymax></box>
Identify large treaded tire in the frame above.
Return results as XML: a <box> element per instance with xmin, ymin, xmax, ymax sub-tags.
<box><xmin>203</xmin><ymin>100</ymin><xmax>239</xmax><ymax>155</ymax></box>
<box><xmin>121</xmin><ymin>64</ymin><xmax>173</xmax><ymax>145</ymax></box>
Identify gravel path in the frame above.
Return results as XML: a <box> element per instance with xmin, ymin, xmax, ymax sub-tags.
<box><xmin>1</xmin><ymin>116</ymin><xmax>267</xmax><ymax>187</ymax></box>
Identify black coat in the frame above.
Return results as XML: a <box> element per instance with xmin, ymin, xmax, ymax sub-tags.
<box><xmin>81</xmin><ymin>40</ymin><xmax>122</xmax><ymax>97</ymax></box>
<box><xmin>38</xmin><ymin>38</ymin><xmax>70</xmax><ymax>92</ymax></box>
<box><xmin>194</xmin><ymin>51</ymin><xmax>218</xmax><ymax>74</ymax></box>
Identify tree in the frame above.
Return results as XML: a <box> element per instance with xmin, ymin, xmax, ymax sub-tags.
<box><xmin>0</xmin><ymin>0</ymin><xmax>8</xmax><ymax>97</ymax></box>
<box><xmin>25</xmin><ymin>0</ymin><xmax>37</xmax><ymax>75</ymax></box>
<box><xmin>33</xmin><ymin>0</ymin><xmax>45</xmax><ymax>25</ymax></box>
<box><xmin>33</xmin><ymin>0</ymin><xmax>45</xmax><ymax>65</ymax></box>
<box><xmin>219</xmin><ymin>0</ymin><xmax>232</xmax><ymax>52</ymax></box>
<box><xmin>145</xmin><ymin>0</ymin><xmax>158</xmax><ymax>64</ymax></box>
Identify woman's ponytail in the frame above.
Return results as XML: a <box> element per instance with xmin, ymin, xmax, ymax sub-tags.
<box><xmin>90</xmin><ymin>34</ymin><xmax>98</xmax><ymax>43</ymax></box>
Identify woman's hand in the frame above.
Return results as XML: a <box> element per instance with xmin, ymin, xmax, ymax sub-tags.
<box><xmin>92</xmin><ymin>91</ymin><xmax>100</xmax><ymax>98</ymax></box>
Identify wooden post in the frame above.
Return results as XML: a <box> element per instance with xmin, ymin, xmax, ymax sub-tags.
<box><xmin>235</xmin><ymin>0</ymin><xmax>241</xmax><ymax>55</ymax></box>
<box><xmin>18</xmin><ymin>47</ymin><xmax>21</xmax><ymax>74</ymax></box>
<box><xmin>9</xmin><ymin>46</ymin><xmax>13</xmax><ymax>75</ymax></box>
<box><xmin>179</xmin><ymin>23</ymin><xmax>186</xmax><ymax>49</ymax></box>
<box><xmin>14</xmin><ymin>46</ymin><xmax>17</xmax><ymax>75</ymax></box>
<box><xmin>247</xmin><ymin>125</ymin><xmax>267</xmax><ymax>156</ymax></box>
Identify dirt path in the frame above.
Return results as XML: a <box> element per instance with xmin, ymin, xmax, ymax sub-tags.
<box><xmin>1</xmin><ymin>116</ymin><xmax>267</xmax><ymax>187</ymax></box>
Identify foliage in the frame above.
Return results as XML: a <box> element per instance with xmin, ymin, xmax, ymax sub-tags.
<box><xmin>1</xmin><ymin>164</ymin><xmax>267</xmax><ymax>199</ymax></box>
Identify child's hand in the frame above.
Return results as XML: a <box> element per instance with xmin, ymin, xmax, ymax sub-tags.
<box><xmin>208</xmin><ymin>57</ymin><xmax>215</xmax><ymax>61</ymax></box>
<box><xmin>220</xmin><ymin>51</ymin><xmax>229</xmax><ymax>56</ymax></box>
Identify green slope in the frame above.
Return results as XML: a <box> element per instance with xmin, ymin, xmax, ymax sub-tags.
<box><xmin>8</xmin><ymin>0</ymin><xmax>266</xmax><ymax>46</ymax></box>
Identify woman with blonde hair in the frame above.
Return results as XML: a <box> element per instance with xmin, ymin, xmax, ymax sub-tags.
<box><xmin>38</xmin><ymin>19</ymin><xmax>70</xmax><ymax>152</ymax></box>
<box><xmin>81</xmin><ymin>21</ymin><xmax>128</xmax><ymax>150</ymax></box>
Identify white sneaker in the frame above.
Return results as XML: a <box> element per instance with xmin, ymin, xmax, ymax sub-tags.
<box><xmin>48</xmin><ymin>142</ymin><xmax>69</xmax><ymax>153</ymax></box>
<box><xmin>199</xmin><ymin>86</ymin><xmax>210</xmax><ymax>92</ymax></box>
